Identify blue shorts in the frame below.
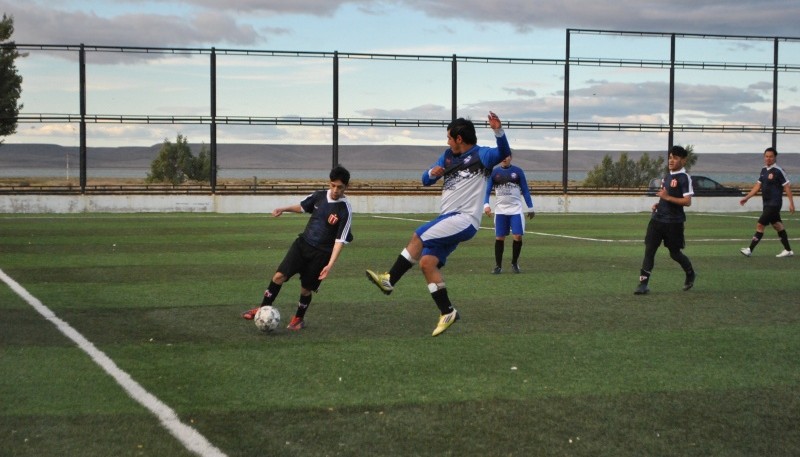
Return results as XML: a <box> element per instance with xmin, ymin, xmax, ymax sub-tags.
<box><xmin>494</xmin><ymin>213</ymin><xmax>525</xmax><ymax>237</ymax></box>
<box><xmin>414</xmin><ymin>212</ymin><xmax>478</xmax><ymax>266</ymax></box>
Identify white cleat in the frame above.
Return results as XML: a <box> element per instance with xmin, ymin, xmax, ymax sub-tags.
<box><xmin>739</xmin><ymin>247</ymin><xmax>752</xmax><ymax>257</ymax></box>
<box><xmin>776</xmin><ymin>249</ymin><xmax>794</xmax><ymax>258</ymax></box>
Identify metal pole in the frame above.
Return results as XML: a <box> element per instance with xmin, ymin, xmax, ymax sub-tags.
<box><xmin>668</xmin><ymin>34</ymin><xmax>676</xmax><ymax>151</ymax></box>
<box><xmin>562</xmin><ymin>30</ymin><xmax>571</xmax><ymax>194</ymax></box>
<box><xmin>451</xmin><ymin>54</ymin><xmax>457</xmax><ymax>121</ymax></box>
<box><xmin>333</xmin><ymin>51</ymin><xmax>339</xmax><ymax>168</ymax></box>
<box><xmin>772</xmin><ymin>38</ymin><xmax>779</xmax><ymax>148</ymax></box>
<box><xmin>210</xmin><ymin>47</ymin><xmax>217</xmax><ymax>193</ymax></box>
<box><xmin>79</xmin><ymin>44</ymin><xmax>87</xmax><ymax>193</ymax></box>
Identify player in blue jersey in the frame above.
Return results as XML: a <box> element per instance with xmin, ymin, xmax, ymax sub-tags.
<box><xmin>366</xmin><ymin>112</ymin><xmax>510</xmax><ymax>336</ymax></box>
<box><xmin>483</xmin><ymin>153</ymin><xmax>535</xmax><ymax>274</ymax></box>
<box><xmin>634</xmin><ymin>145</ymin><xmax>696</xmax><ymax>295</ymax></box>
<box><xmin>242</xmin><ymin>166</ymin><xmax>354</xmax><ymax>330</ymax></box>
<box><xmin>739</xmin><ymin>147</ymin><xmax>795</xmax><ymax>257</ymax></box>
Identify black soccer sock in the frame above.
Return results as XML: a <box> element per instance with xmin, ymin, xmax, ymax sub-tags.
<box><xmin>494</xmin><ymin>239</ymin><xmax>504</xmax><ymax>267</ymax></box>
<box><xmin>388</xmin><ymin>255</ymin><xmax>414</xmax><ymax>286</ymax></box>
<box><xmin>639</xmin><ymin>269</ymin><xmax>651</xmax><ymax>284</ymax></box>
<box><xmin>749</xmin><ymin>231</ymin><xmax>763</xmax><ymax>251</ymax></box>
<box><xmin>778</xmin><ymin>230</ymin><xmax>791</xmax><ymax>251</ymax></box>
<box><xmin>261</xmin><ymin>281</ymin><xmax>282</xmax><ymax>306</ymax></box>
<box><xmin>295</xmin><ymin>293</ymin><xmax>312</xmax><ymax>319</ymax></box>
<box><xmin>511</xmin><ymin>239</ymin><xmax>522</xmax><ymax>264</ymax></box>
<box><xmin>431</xmin><ymin>287</ymin><xmax>453</xmax><ymax>315</ymax></box>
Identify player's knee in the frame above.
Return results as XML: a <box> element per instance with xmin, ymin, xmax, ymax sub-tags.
<box><xmin>419</xmin><ymin>256</ymin><xmax>439</xmax><ymax>272</ymax></box>
<box><xmin>272</xmin><ymin>272</ymin><xmax>287</xmax><ymax>283</ymax></box>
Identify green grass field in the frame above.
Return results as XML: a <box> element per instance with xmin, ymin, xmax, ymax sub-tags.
<box><xmin>1</xmin><ymin>211</ymin><xmax>798</xmax><ymax>457</ymax></box>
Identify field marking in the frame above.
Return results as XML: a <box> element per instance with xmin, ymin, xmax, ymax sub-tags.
<box><xmin>0</xmin><ymin>268</ymin><xmax>227</xmax><ymax>457</ymax></box>
<box><xmin>372</xmin><ymin>214</ymin><xmax>798</xmax><ymax>244</ymax></box>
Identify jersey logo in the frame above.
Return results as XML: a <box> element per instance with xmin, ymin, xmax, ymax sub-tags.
<box><xmin>768</xmin><ymin>172</ymin><xmax>774</xmax><ymax>180</ymax></box>
<box><xmin>670</xmin><ymin>178</ymin><xmax>677</xmax><ymax>188</ymax></box>
<box><xmin>327</xmin><ymin>213</ymin><xmax>339</xmax><ymax>225</ymax></box>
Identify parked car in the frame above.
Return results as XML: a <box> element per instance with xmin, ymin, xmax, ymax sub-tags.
<box><xmin>647</xmin><ymin>175</ymin><xmax>743</xmax><ymax>196</ymax></box>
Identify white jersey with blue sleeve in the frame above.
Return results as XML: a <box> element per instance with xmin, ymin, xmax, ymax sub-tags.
<box><xmin>422</xmin><ymin>130</ymin><xmax>511</xmax><ymax>227</ymax></box>
<box><xmin>484</xmin><ymin>164</ymin><xmax>534</xmax><ymax>215</ymax></box>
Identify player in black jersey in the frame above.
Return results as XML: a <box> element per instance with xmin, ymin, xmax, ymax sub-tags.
<box><xmin>242</xmin><ymin>166</ymin><xmax>354</xmax><ymax>330</ymax></box>
<box><xmin>739</xmin><ymin>147</ymin><xmax>795</xmax><ymax>258</ymax></box>
<box><xmin>634</xmin><ymin>146</ymin><xmax>696</xmax><ymax>295</ymax></box>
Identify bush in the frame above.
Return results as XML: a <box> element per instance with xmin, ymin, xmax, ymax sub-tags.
<box><xmin>146</xmin><ymin>134</ymin><xmax>210</xmax><ymax>184</ymax></box>
<box><xmin>584</xmin><ymin>152</ymin><xmax>665</xmax><ymax>188</ymax></box>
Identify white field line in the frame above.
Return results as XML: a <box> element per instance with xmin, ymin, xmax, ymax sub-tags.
<box><xmin>0</xmin><ymin>268</ymin><xmax>227</xmax><ymax>457</ymax></box>
<box><xmin>371</xmin><ymin>214</ymin><xmax>798</xmax><ymax>244</ymax></box>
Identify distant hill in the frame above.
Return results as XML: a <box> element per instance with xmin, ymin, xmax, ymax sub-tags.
<box><xmin>2</xmin><ymin>143</ymin><xmax>799</xmax><ymax>176</ymax></box>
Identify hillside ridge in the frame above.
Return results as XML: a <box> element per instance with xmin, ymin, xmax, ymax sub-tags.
<box><xmin>2</xmin><ymin>143</ymin><xmax>798</xmax><ymax>175</ymax></box>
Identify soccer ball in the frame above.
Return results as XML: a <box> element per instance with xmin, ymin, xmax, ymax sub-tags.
<box><xmin>254</xmin><ymin>306</ymin><xmax>281</xmax><ymax>333</ymax></box>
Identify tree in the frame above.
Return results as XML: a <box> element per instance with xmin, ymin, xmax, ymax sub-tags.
<box><xmin>684</xmin><ymin>144</ymin><xmax>697</xmax><ymax>172</ymax></box>
<box><xmin>146</xmin><ymin>134</ymin><xmax>211</xmax><ymax>184</ymax></box>
<box><xmin>584</xmin><ymin>152</ymin><xmax>665</xmax><ymax>188</ymax></box>
<box><xmin>0</xmin><ymin>14</ymin><xmax>23</xmax><ymax>144</ymax></box>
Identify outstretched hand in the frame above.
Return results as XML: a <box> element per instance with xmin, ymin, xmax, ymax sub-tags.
<box><xmin>527</xmin><ymin>211</ymin><xmax>536</xmax><ymax>220</ymax></box>
<box><xmin>488</xmin><ymin>111</ymin><xmax>502</xmax><ymax>130</ymax></box>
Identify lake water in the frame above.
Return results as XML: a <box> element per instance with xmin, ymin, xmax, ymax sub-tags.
<box><xmin>0</xmin><ymin>167</ymin><xmax>757</xmax><ymax>184</ymax></box>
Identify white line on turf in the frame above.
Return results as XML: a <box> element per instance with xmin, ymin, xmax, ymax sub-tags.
<box><xmin>0</xmin><ymin>268</ymin><xmax>227</xmax><ymax>457</ymax></box>
<box><xmin>371</xmin><ymin>214</ymin><xmax>797</xmax><ymax>243</ymax></box>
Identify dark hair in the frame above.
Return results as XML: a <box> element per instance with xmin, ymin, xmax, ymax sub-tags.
<box><xmin>669</xmin><ymin>145</ymin><xmax>688</xmax><ymax>158</ymax></box>
<box><xmin>447</xmin><ymin>118</ymin><xmax>477</xmax><ymax>145</ymax></box>
<box><xmin>764</xmin><ymin>147</ymin><xmax>778</xmax><ymax>156</ymax></box>
<box><xmin>330</xmin><ymin>165</ymin><xmax>350</xmax><ymax>185</ymax></box>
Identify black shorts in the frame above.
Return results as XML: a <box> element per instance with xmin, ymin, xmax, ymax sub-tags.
<box><xmin>277</xmin><ymin>237</ymin><xmax>331</xmax><ymax>292</ymax></box>
<box><xmin>644</xmin><ymin>219</ymin><xmax>685</xmax><ymax>250</ymax></box>
<box><xmin>757</xmin><ymin>206</ymin><xmax>782</xmax><ymax>226</ymax></box>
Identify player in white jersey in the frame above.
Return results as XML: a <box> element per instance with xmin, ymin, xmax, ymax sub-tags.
<box><xmin>366</xmin><ymin>112</ymin><xmax>511</xmax><ymax>336</ymax></box>
<box><xmin>483</xmin><ymin>153</ymin><xmax>535</xmax><ymax>274</ymax></box>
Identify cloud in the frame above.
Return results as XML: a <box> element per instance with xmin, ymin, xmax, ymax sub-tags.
<box><xmin>1</xmin><ymin>1</ymin><xmax>261</xmax><ymax>60</ymax></box>
<box><xmin>504</xmin><ymin>87</ymin><xmax>537</xmax><ymax>97</ymax></box>
<box><xmin>403</xmin><ymin>0</ymin><xmax>800</xmax><ymax>36</ymax></box>
<box><xmin>7</xmin><ymin>0</ymin><xmax>800</xmax><ymax>50</ymax></box>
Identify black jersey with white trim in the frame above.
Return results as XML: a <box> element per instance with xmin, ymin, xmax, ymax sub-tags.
<box><xmin>758</xmin><ymin>165</ymin><xmax>790</xmax><ymax>209</ymax></box>
<box><xmin>652</xmin><ymin>169</ymin><xmax>693</xmax><ymax>223</ymax></box>
<box><xmin>298</xmin><ymin>189</ymin><xmax>353</xmax><ymax>253</ymax></box>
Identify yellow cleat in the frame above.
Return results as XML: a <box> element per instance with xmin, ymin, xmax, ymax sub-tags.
<box><xmin>365</xmin><ymin>269</ymin><xmax>393</xmax><ymax>295</ymax></box>
<box><xmin>432</xmin><ymin>309</ymin><xmax>459</xmax><ymax>337</ymax></box>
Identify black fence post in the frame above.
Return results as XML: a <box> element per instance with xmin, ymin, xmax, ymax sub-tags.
<box><xmin>79</xmin><ymin>43</ymin><xmax>87</xmax><ymax>193</ymax></box>
<box><xmin>562</xmin><ymin>30</ymin><xmax>571</xmax><ymax>194</ymax></box>
<box><xmin>210</xmin><ymin>47</ymin><xmax>217</xmax><ymax>193</ymax></box>
<box><xmin>332</xmin><ymin>51</ymin><xmax>339</xmax><ymax>168</ymax></box>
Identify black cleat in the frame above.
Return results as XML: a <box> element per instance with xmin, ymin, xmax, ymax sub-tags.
<box><xmin>683</xmin><ymin>271</ymin><xmax>696</xmax><ymax>291</ymax></box>
<box><xmin>491</xmin><ymin>266</ymin><xmax>502</xmax><ymax>274</ymax></box>
<box><xmin>634</xmin><ymin>282</ymin><xmax>650</xmax><ymax>295</ymax></box>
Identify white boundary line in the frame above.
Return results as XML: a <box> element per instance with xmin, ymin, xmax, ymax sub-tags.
<box><xmin>372</xmin><ymin>214</ymin><xmax>798</xmax><ymax>244</ymax></box>
<box><xmin>0</xmin><ymin>268</ymin><xmax>227</xmax><ymax>457</ymax></box>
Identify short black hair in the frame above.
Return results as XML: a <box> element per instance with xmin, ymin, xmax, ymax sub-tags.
<box><xmin>330</xmin><ymin>165</ymin><xmax>350</xmax><ymax>185</ymax></box>
<box><xmin>447</xmin><ymin>118</ymin><xmax>477</xmax><ymax>145</ymax></box>
<box><xmin>764</xmin><ymin>146</ymin><xmax>778</xmax><ymax>156</ymax></box>
<box><xmin>669</xmin><ymin>145</ymin><xmax>688</xmax><ymax>158</ymax></box>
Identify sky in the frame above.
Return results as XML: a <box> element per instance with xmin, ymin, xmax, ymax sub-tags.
<box><xmin>2</xmin><ymin>0</ymin><xmax>800</xmax><ymax>153</ymax></box>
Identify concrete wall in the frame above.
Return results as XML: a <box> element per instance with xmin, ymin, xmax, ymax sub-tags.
<box><xmin>0</xmin><ymin>193</ymin><xmax>758</xmax><ymax>214</ymax></box>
